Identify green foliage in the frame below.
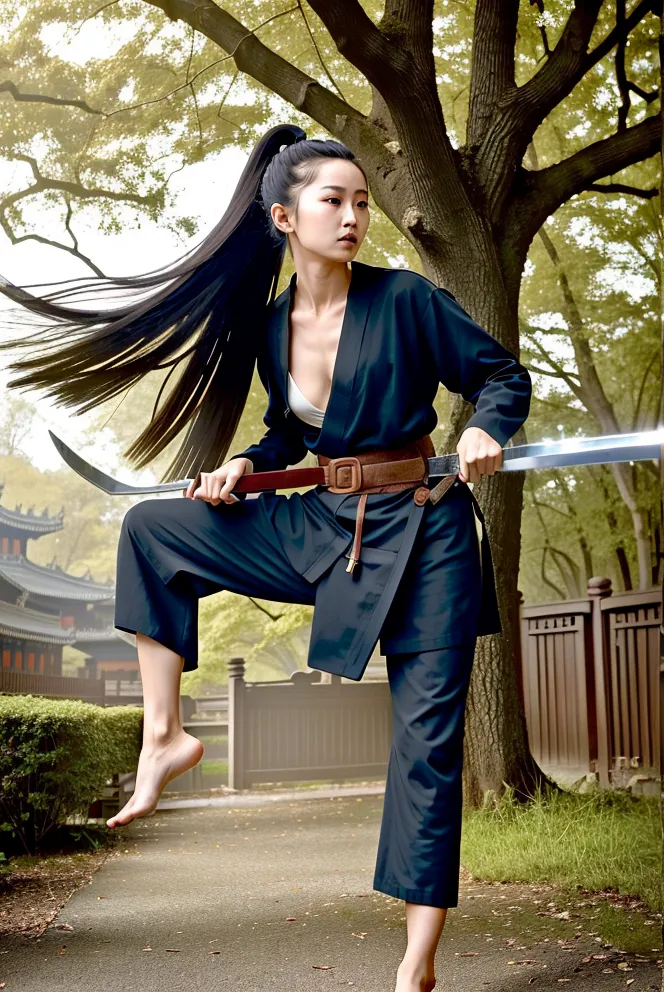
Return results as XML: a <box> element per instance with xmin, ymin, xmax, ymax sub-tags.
<box><xmin>0</xmin><ymin>695</ymin><xmax>142</xmax><ymax>855</ymax></box>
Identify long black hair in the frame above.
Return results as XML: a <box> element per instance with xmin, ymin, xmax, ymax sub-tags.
<box><xmin>0</xmin><ymin>123</ymin><xmax>366</xmax><ymax>480</ymax></box>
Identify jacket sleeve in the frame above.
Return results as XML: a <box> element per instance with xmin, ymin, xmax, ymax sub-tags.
<box><xmin>227</xmin><ymin>344</ymin><xmax>308</xmax><ymax>475</ymax></box>
<box><xmin>418</xmin><ymin>286</ymin><xmax>532</xmax><ymax>447</ymax></box>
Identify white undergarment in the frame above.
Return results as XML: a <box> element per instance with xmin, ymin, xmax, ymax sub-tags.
<box><xmin>287</xmin><ymin>372</ymin><xmax>325</xmax><ymax>428</ymax></box>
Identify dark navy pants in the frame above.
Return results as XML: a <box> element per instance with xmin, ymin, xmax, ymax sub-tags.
<box><xmin>114</xmin><ymin>492</ymin><xmax>478</xmax><ymax>909</ymax></box>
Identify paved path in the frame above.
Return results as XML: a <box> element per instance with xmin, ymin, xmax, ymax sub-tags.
<box><xmin>1</xmin><ymin>791</ymin><xmax>660</xmax><ymax>991</ymax></box>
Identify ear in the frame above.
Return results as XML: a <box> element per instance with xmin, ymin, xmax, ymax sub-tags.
<box><xmin>270</xmin><ymin>202</ymin><xmax>293</xmax><ymax>234</ymax></box>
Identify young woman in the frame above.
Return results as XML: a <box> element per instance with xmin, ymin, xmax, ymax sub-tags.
<box><xmin>0</xmin><ymin>123</ymin><xmax>531</xmax><ymax>992</ymax></box>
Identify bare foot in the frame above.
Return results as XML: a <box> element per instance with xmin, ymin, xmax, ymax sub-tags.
<box><xmin>106</xmin><ymin>729</ymin><xmax>204</xmax><ymax>829</ymax></box>
<box><xmin>395</xmin><ymin>961</ymin><xmax>436</xmax><ymax>992</ymax></box>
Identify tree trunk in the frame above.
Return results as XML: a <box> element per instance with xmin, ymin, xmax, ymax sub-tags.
<box><xmin>422</xmin><ymin>240</ymin><xmax>558</xmax><ymax>804</ymax></box>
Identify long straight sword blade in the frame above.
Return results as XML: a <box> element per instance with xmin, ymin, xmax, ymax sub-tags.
<box><xmin>427</xmin><ymin>429</ymin><xmax>664</xmax><ymax>477</ymax></box>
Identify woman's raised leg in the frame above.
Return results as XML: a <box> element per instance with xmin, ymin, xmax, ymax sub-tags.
<box><xmin>108</xmin><ymin>494</ymin><xmax>318</xmax><ymax>829</ymax></box>
<box><xmin>106</xmin><ymin>633</ymin><xmax>204</xmax><ymax>828</ymax></box>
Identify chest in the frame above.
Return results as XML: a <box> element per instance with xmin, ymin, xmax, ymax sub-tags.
<box><xmin>287</xmin><ymin>302</ymin><xmax>347</xmax><ymax>411</ymax></box>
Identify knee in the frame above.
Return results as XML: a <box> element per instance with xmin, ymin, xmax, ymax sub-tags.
<box><xmin>121</xmin><ymin>498</ymin><xmax>164</xmax><ymax>537</ymax></box>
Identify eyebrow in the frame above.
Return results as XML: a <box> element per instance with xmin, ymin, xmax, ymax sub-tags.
<box><xmin>320</xmin><ymin>185</ymin><xmax>369</xmax><ymax>195</ymax></box>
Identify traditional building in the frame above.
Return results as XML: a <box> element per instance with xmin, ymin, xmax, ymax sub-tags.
<box><xmin>0</xmin><ymin>483</ymin><xmax>138</xmax><ymax>679</ymax></box>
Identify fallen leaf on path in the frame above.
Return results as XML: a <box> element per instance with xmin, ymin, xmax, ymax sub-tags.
<box><xmin>209</xmin><ymin>950</ymin><xmax>221</xmax><ymax>955</ymax></box>
<box><xmin>312</xmin><ymin>965</ymin><xmax>335</xmax><ymax>970</ymax></box>
<box><xmin>351</xmin><ymin>933</ymin><xmax>368</xmax><ymax>939</ymax></box>
<box><xmin>286</xmin><ymin>917</ymin><xmax>297</xmax><ymax>921</ymax></box>
<box><xmin>55</xmin><ymin>923</ymin><xmax>74</xmax><ymax>931</ymax></box>
<box><xmin>142</xmin><ymin>947</ymin><xmax>152</xmax><ymax>951</ymax></box>
<box><xmin>165</xmin><ymin>948</ymin><xmax>181</xmax><ymax>952</ymax></box>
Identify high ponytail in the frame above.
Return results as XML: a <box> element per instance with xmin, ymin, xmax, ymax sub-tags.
<box><xmin>0</xmin><ymin>124</ymin><xmax>363</xmax><ymax>481</ymax></box>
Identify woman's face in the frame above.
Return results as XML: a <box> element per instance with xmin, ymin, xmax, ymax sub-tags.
<box><xmin>271</xmin><ymin>158</ymin><xmax>370</xmax><ymax>262</ymax></box>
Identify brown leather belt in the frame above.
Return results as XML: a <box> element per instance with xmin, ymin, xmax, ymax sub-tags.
<box><xmin>230</xmin><ymin>433</ymin><xmax>459</xmax><ymax>575</ymax></box>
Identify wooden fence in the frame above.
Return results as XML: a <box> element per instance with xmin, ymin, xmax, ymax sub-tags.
<box><xmin>0</xmin><ymin>670</ymin><xmax>106</xmax><ymax>703</ymax></box>
<box><xmin>226</xmin><ymin>659</ymin><xmax>392</xmax><ymax>790</ymax></box>
<box><xmin>1</xmin><ymin>577</ymin><xmax>660</xmax><ymax>795</ymax></box>
<box><xmin>0</xmin><ymin>671</ymin><xmax>143</xmax><ymax>707</ymax></box>
<box><xmin>520</xmin><ymin>577</ymin><xmax>661</xmax><ymax>788</ymax></box>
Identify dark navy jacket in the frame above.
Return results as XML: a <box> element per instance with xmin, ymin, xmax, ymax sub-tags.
<box><xmin>229</xmin><ymin>259</ymin><xmax>532</xmax><ymax>679</ymax></box>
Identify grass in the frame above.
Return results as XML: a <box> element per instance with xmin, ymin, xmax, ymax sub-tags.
<box><xmin>461</xmin><ymin>784</ymin><xmax>662</xmax><ymax>915</ymax></box>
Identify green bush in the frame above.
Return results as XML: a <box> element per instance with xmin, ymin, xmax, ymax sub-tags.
<box><xmin>0</xmin><ymin>695</ymin><xmax>142</xmax><ymax>856</ymax></box>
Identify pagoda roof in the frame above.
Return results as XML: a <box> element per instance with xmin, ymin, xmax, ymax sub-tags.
<box><xmin>0</xmin><ymin>601</ymin><xmax>76</xmax><ymax>645</ymax></box>
<box><xmin>73</xmin><ymin>625</ymin><xmax>127</xmax><ymax>643</ymax></box>
<box><xmin>0</xmin><ymin>497</ymin><xmax>64</xmax><ymax>536</ymax></box>
<box><xmin>0</xmin><ymin>555</ymin><xmax>115</xmax><ymax>603</ymax></box>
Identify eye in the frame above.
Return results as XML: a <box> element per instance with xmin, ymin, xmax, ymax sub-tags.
<box><xmin>324</xmin><ymin>197</ymin><xmax>369</xmax><ymax>208</ymax></box>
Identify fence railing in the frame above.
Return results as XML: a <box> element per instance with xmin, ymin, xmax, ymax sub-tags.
<box><xmin>521</xmin><ymin>577</ymin><xmax>661</xmax><ymax>787</ymax></box>
<box><xmin>0</xmin><ymin>670</ymin><xmax>106</xmax><ymax>704</ymax></box>
<box><xmin>0</xmin><ymin>671</ymin><xmax>143</xmax><ymax>706</ymax></box>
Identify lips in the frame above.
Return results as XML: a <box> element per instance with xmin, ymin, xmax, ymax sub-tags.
<box><xmin>339</xmin><ymin>235</ymin><xmax>357</xmax><ymax>243</ymax></box>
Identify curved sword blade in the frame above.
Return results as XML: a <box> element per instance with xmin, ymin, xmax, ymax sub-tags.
<box><xmin>48</xmin><ymin>431</ymin><xmax>194</xmax><ymax>495</ymax></box>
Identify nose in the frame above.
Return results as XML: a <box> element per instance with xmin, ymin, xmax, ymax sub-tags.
<box><xmin>342</xmin><ymin>203</ymin><xmax>358</xmax><ymax>226</ymax></box>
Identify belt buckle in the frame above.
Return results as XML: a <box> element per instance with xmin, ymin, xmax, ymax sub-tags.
<box><xmin>327</xmin><ymin>456</ymin><xmax>362</xmax><ymax>493</ymax></box>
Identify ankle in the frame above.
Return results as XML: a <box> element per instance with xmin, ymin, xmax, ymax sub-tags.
<box><xmin>398</xmin><ymin>955</ymin><xmax>435</xmax><ymax>980</ymax></box>
<box><xmin>142</xmin><ymin>722</ymin><xmax>183</xmax><ymax>747</ymax></box>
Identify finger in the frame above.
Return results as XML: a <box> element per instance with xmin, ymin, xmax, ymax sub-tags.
<box><xmin>193</xmin><ymin>473</ymin><xmax>211</xmax><ymax>501</ymax></box>
<box><xmin>219</xmin><ymin>475</ymin><xmax>238</xmax><ymax>504</ymax></box>
<box><xmin>457</xmin><ymin>449</ymin><xmax>468</xmax><ymax>484</ymax></box>
<box><xmin>465</xmin><ymin>447</ymin><xmax>479</xmax><ymax>484</ymax></box>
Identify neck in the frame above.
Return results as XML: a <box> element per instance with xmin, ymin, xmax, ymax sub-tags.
<box><xmin>290</xmin><ymin>258</ymin><xmax>352</xmax><ymax>315</ymax></box>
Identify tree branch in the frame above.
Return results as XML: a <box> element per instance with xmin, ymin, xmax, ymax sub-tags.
<box><xmin>516</xmin><ymin>1</ymin><xmax>603</xmax><ymax>124</ymax></box>
<box><xmin>530</xmin><ymin>0</ymin><xmax>552</xmax><ymax>57</ymax></box>
<box><xmin>296</xmin><ymin>1</ymin><xmax>348</xmax><ymax>103</ymax></box>
<box><xmin>247</xmin><ymin>597</ymin><xmax>285</xmax><ymax>622</ymax></box>
<box><xmin>586</xmin><ymin>181</ymin><xmax>659</xmax><ymax>197</ymax></box>
<box><xmin>305</xmin><ymin>0</ymin><xmax>413</xmax><ymax>97</ymax></box>
<box><xmin>0</xmin><ymin>188</ymin><xmax>105</xmax><ymax>275</ymax></box>
<box><xmin>4</xmin><ymin>154</ymin><xmax>153</xmax><ymax>209</ymax></box>
<box><xmin>0</xmin><ymin>80</ymin><xmax>103</xmax><ymax>115</ymax></box>
<box><xmin>615</xmin><ymin>0</ymin><xmax>631</xmax><ymax>131</ymax></box>
<box><xmin>517</xmin><ymin>0</ymin><xmax>657</xmax><ymax>132</ymax></box>
<box><xmin>584</xmin><ymin>0</ymin><xmax>659</xmax><ymax>75</ymax></box>
<box><xmin>141</xmin><ymin>0</ymin><xmax>391</xmax><ymax>170</ymax></box>
<box><xmin>382</xmin><ymin>0</ymin><xmax>436</xmax><ymax>74</ymax></box>
<box><xmin>467</xmin><ymin>0</ymin><xmax>520</xmax><ymax>148</ymax></box>
<box><xmin>520</xmin><ymin>114</ymin><xmax>660</xmax><ymax>243</ymax></box>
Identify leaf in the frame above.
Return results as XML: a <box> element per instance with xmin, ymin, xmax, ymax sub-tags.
<box><xmin>312</xmin><ymin>965</ymin><xmax>335</xmax><ymax>970</ymax></box>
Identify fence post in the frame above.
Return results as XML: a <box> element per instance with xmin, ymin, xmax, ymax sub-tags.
<box><xmin>588</xmin><ymin>576</ymin><xmax>612</xmax><ymax>788</ymax></box>
<box><xmin>515</xmin><ymin>588</ymin><xmax>525</xmax><ymax>718</ymax></box>
<box><xmin>228</xmin><ymin>657</ymin><xmax>246</xmax><ymax>792</ymax></box>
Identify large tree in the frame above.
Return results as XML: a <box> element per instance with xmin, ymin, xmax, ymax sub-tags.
<box><xmin>0</xmin><ymin>1</ymin><xmax>660</xmax><ymax>803</ymax></box>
